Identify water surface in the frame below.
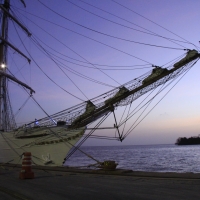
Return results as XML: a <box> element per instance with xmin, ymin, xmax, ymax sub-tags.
<box><xmin>65</xmin><ymin>144</ymin><xmax>200</xmax><ymax>173</ymax></box>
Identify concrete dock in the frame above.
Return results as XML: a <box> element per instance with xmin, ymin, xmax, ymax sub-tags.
<box><xmin>1</xmin><ymin>164</ymin><xmax>200</xmax><ymax>200</ymax></box>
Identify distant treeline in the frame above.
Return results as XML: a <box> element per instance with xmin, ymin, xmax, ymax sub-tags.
<box><xmin>175</xmin><ymin>136</ymin><xmax>200</xmax><ymax>145</ymax></box>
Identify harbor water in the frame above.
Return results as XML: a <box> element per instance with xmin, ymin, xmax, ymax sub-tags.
<box><xmin>65</xmin><ymin>144</ymin><xmax>200</xmax><ymax>173</ymax></box>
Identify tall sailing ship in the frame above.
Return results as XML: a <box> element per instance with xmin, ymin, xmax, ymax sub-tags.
<box><xmin>0</xmin><ymin>0</ymin><xmax>86</xmax><ymax>166</ymax></box>
<box><xmin>0</xmin><ymin>0</ymin><xmax>199</xmax><ymax>166</ymax></box>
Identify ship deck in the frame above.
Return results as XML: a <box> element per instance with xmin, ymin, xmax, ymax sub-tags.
<box><xmin>0</xmin><ymin>163</ymin><xmax>200</xmax><ymax>200</ymax></box>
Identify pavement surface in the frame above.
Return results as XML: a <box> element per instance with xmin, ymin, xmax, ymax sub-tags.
<box><xmin>1</xmin><ymin>165</ymin><xmax>200</xmax><ymax>200</ymax></box>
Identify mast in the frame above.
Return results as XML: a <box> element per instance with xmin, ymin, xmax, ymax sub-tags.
<box><xmin>0</xmin><ymin>0</ymin><xmax>34</xmax><ymax>131</ymax></box>
<box><xmin>0</xmin><ymin>0</ymin><xmax>11</xmax><ymax>131</ymax></box>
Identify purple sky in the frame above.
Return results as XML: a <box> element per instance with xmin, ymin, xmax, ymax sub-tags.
<box><xmin>7</xmin><ymin>0</ymin><xmax>200</xmax><ymax>145</ymax></box>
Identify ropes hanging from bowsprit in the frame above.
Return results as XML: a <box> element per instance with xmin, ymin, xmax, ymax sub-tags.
<box><xmin>64</xmin><ymin>142</ymin><xmax>118</xmax><ymax>171</ymax></box>
<box><xmin>27</xmin><ymin>49</ymin><xmax>200</xmax><ymax>128</ymax></box>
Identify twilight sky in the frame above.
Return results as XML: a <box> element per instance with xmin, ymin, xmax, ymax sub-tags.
<box><xmin>7</xmin><ymin>0</ymin><xmax>200</xmax><ymax>146</ymax></box>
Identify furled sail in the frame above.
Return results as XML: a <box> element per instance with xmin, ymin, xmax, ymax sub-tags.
<box><xmin>29</xmin><ymin>49</ymin><xmax>199</xmax><ymax>129</ymax></box>
<box><xmin>142</xmin><ymin>66</ymin><xmax>168</xmax><ymax>84</ymax></box>
<box><xmin>174</xmin><ymin>49</ymin><xmax>199</xmax><ymax>68</ymax></box>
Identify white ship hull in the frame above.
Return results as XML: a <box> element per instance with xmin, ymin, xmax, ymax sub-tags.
<box><xmin>0</xmin><ymin>126</ymin><xmax>85</xmax><ymax>166</ymax></box>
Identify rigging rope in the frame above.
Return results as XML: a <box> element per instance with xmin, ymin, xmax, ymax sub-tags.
<box><xmin>12</xmin><ymin>21</ymin><xmax>85</xmax><ymax>102</ymax></box>
<box><xmin>31</xmin><ymin>35</ymin><xmax>116</xmax><ymax>88</ymax></box>
<box><xmin>14</xmin><ymin>95</ymin><xmax>31</xmax><ymax>117</ymax></box>
<box><xmin>36</xmin><ymin>1</ymin><xmax>183</xmax><ymax>52</ymax></box>
<box><xmin>76</xmin><ymin>0</ymin><xmax>192</xmax><ymax>46</ymax></box>
<box><xmin>65</xmin><ymin>112</ymin><xmax>111</xmax><ymax>161</ymax></box>
<box><xmin>123</xmin><ymin>79</ymin><xmax>168</xmax><ymax>139</ymax></box>
<box><xmin>122</xmin><ymin>60</ymin><xmax>199</xmax><ymax>140</ymax></box>
<box><xmin>37</xmin><ymin>0</ymin><xmax>154</xmax><ymax>65</ymax></box>
<box><xmin>111</xmin><ymin>0</ymin><xmax>198</xmax><ymax>50</ymax></box>
<box><xmin>31</xmin><ymin>35</ymin><xmax>89</xmax><ymax>101</ymax></box>
<box><xmin>27</xmin><ymin>16</ymin><xmax>121</xmax><ymax>86</ymax></box>
<box><xmin>66</xmin><ymin>0</ymin><xmax>186</xmax><ymax>50</ymax></box>
<box><xmin>33</xmin><ymin>1</ymin><xmax>123</xmax><ymax>86</ymax></box>
<box><xmin>37</xmin><ymin>48</ymin><xmax>152</xmax><ymax>70</ymax></box>
<box><xmin>161</xmin><ymin>53</ymin><xmax>187</xmax><ymax>67</ymax></box>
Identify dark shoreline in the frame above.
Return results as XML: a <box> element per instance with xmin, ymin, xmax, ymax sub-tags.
<box><xmin>175</xmin><ymin>136</ymin><xmax>200</xmax><ymax>145</ymax></box>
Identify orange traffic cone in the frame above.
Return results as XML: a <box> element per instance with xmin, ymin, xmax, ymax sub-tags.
<box><xmin>19</xmin><ymin>152</ymin><xmax>34</xmax><ymax>179</ymax></box>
